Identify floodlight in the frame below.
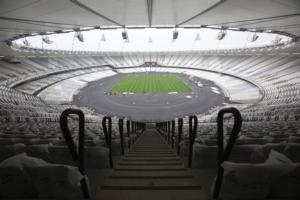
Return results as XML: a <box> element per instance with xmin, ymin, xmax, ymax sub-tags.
<box><xmin>250</xmin><ymin>33</ymin><xmax>259</xmax><ymax>42</ymax></box>
<box><xmin>272</xmin><ymin>36</ymin><xmax>282</xmax><ymax>44</ymax></box>
<box><xmin>122</xmin><ymin>30</ymin><xmax>128</xmax><ymax>40</ymax></box>
<box><xmin>217</xmin><ymin>30</ymin><xmax>226</xmax><ymax>40</ymax></box>
<box><xmin>23</xmin><ymin>38</ymin><xmax>30</xmax><ymax>46</ymax></box>
<box><xmin>173</xmin><ymin>30</ymin><xmax>178</xmax><ymax>40</ymax></box>
<box><xmin>75</xmin><ymin>32</ymin><xmax>84</xmax><ymax>42</ymax></box>
<box><xmin>42</xmin><ymin>36</ymin><xmax>53</xmax><ymax>44</ymax></box>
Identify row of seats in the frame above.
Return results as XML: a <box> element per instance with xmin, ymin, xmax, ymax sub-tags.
<box><xmin>15</xmin><ymin>67</ymin><xmax>110</xmax><ymax>95</ymax></box>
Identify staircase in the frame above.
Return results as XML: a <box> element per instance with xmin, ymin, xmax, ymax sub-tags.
<box><xmin>96</xmin><ymin>128</ymin><xmax>204</xmax><ymax>200</ymax></box>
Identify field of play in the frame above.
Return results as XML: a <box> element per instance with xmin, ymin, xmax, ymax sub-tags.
<box><xmin>111</xmin><ymin>75</ymin><xmax>192</xmax><ymax>93</ymax></box>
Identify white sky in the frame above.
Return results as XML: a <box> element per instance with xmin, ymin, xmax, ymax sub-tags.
<box><xmin>15</xmin><ymin>28</ymin><xmax>291</xmax><ymax>52</ymax></box>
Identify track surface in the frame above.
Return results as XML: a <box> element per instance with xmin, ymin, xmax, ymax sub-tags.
<box><xmin>73</xmin><ymin>72</ymin><xmax>225</xmax><ymax>121</ymax></box>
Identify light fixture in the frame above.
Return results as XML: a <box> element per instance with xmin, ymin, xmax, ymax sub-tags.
<box><xmin>100</xmin><ymin>34</ymin><xmax>106</xmax><ymax>42</ymax></box>
<box><xmin>23</xmin><ymin>38</ymin><xmax>30</xmax><ymax>46</ymax></box>
<box><xmin>250</xmin><ymin>33</ymin><xmax>259</xmax><ymax>42</ymax></box>
<box><xmin>272</xmin><ymin>36</ymin><xmax>282</xmax><ymax>44</ymax></box>
<box><xmin>217</xmin><ymin>29</ymin><xmax>226</xmax><ymax>40</ymax></box>
<box><xmin>75</xmin><ymin>31</ymin><xmax>84</xmax><ymax>42</ymax></box>
<box><xmin>173</xmin><ymin>29</ymin><xmax>178</xmax><ymax>40</ymax></box>
<box><xmin>195</xmin><ymin>32</ymin><xmax>200</xmax><ymax>41</ymax></box>
<box><xmin>42</xmin><ymin>36</ymin><xmax>53</xmax><ymax>44</ymax></box>
<box><xmin>122</xmin><ymin>29</ymin><xmax>128</xmax><ymax>40</ymax></box>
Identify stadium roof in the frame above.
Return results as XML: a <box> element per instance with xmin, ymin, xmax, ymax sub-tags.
<box><xmin>0</xmin><ymin>0</ymin><xmax>300</xmax><ymax>54</ymax></box>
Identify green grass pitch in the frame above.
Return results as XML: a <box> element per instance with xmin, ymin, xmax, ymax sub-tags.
<box><xmin>111</xmin><ymin>75</ymin><xmax>192</xmax><ymax>93</ymax></box>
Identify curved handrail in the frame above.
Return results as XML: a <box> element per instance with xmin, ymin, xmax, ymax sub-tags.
<box><xmin>177</xmin><ymin>118</ymin><xmax>183</xmax><ymax>155</ymax></box>
<box><xmin>59</xmin><ymin>108</ymin><xmax>90</xmax><ymax>199</ymax></box>
<box><xmin>213</xmin><ymin>107</ymin><xmax>242</xmax><ymax>200</ymax></box>
<box><xmin>188</xmin><ymin>115</ymin><xmax>198</xmax><ymax>168</ymax></box>
<box><xmin>60</xmin><ymin>109</ymin><xmax>85</xmax><ymax>173</ymax></box>
<box><xmin>102</xmin><ymin>116</ymin><xmax>113</xmax><ymax>168</ymax></box>
<box><xmin>119</xmin><ymin>118</ymin><xmax>125</xmax><ymax>155</ymax></box>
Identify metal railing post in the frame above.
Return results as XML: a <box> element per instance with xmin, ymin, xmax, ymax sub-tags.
<box><xmin>171</xmin><ymin>120</ymin><xmax>175</xmax><ymax>148</ymax></box>
<box><xmin>102</xmin><ymin>116</ymin><xmax>113</xmax><ymax>168</ymax></box>
<box><xmin>188</xmin><ymin>115</ymin><xmax>198</xmax><ymax>168</ymax></box>
<box><xmin>126</xmin><ymin>120</ymin><xmax>131</xmax><ymax>148</ymax></box>
<box><xmin>167</xmin><ymin>121</ymin><xmax>171</xmax><ymax>144</ymax></box>
<box><xmin>213</xmin><ymin>107</ymin><xmax>242</xmax><ymax>200</ymax></box>
<box><xmin>131</xmin><ymin>121</ymin><xmax>135</xmax><ymax>144</ymax></box>
<box><xmin>60</xmin><ymin>108</ymin><xmax>90</xmax><ymax>199</ymax></box>
<box><xmin>177</xmin><ymin>118</ymin><xmax>183</xmax><ymax>155</ymax></box>
<box><xmin>119</xmin><ymin>118</ymin><xmax>124</xmax><ymax>155</ymax></box>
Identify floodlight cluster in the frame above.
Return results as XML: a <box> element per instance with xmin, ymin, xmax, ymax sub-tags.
<box><xmin>10</xmin><ymin>27</ymin><xmax>296</xmax><ymax>53</ymax></box>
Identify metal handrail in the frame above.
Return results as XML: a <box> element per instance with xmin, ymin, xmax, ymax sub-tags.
<box><xmin>171</xmin><ymin>120</ymin><xmax>175</xmax><ymax>148</ymax></box>
<box><xmin>131</xmin><ymin>121</ymin><xmax>135</xmax><ymax>144</ymax></box>
<box><xmin>167</xmin><ymin>121</ymin><xmax>171</xmax><ymax>144</ymax></box>
<box><xmin>156</xmin><ymin>122</ymin><xmax>166</xmax><ymax>141</ymax></box>
<box><xmin>126</xmin><ymin>120</ymin><xmax>131</xmax><ymax>148</ymax></box>
<box><xmin>177</xmin><ymin>118</ymin><xmax>183</xmax><ymax>155</ymax></box>
<box><xmin>213</xmin><ymin>107</ymin><xmax>242</xmax><ymax>200</ymax></box>
<box><xmin>188</xmin><ymin>115</ymin><xmax>198</xmax><ymax>168</ymax></box>
<box><xmin>119</xmin><ymin>118</ymin><xmax>125</xmax><ymax>155</ymax></box>
<box><xmin>59</xmin><ymin>108</ymin><xmax>90</xmax><ymax>199</ymax></box>
<box><xmin>102</xmin><ymin>116</ymin><xmax>113</xmax><ymax>168</ymax></box>
<box><xmin>135</xmin><ymin>122</ymin><xmax>145</xmax><ymax>139</ymax></box>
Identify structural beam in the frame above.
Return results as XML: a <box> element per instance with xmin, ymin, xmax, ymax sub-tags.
<box><xmin>177</xmin><ymin>0</ymin><xmax>227</xmax><ymax>26</ymax></box>
<box><xmin>147</xmin><ymin>0</ymin><xmax>153</xmax><ymax>27</ymax></box>
<box><xmin>70</xmin><ymin>0</ymin><xmax>123</xmax><ymax>27</ymax></box>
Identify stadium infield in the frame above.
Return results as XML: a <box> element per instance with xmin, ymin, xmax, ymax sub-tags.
<box><xmin>111</xmin><ymin>75</ymin><xmax>192</xmax><ymax>93</ymax></box>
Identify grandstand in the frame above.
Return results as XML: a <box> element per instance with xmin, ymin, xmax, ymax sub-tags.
<box><xmin>0</xmin><ymin>0</ymin><xmax>299</xmax><ymax>200</ymax></box>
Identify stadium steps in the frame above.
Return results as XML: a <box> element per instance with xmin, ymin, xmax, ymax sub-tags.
<box><xmin>97</xmin><ymin>128</ymin><xmax>203</xmax><ymax>200</ymax></box>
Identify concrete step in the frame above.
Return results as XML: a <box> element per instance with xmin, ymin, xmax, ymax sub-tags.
<box><xmin>127</xmin><ymin>151</ymin><xmax>174</xmax><ymax>155</ymax></box>
<box><xmin>132</xmin><ymin>146</ymin><xmax>168</xmax><ymax>149</ymax></box>
<box><xmin>118</xmin><ymin>161</ymin><xmax>183</xmax><ymax>166</ymax></box>
<box><xmin>101</xmin><ymin>185</ymin><xmax>202</xmax><ymax>190</ymax></box>
<box><xmin>125</xmin><ymin>154</ymin><xmax>177</xmax><ymax>158</ymax></box>
<box><xmin>101</xmin><ymin>178</ymin><xmax>202</xmax><ymax>190</ymax></box>
<box><xmin>131</xmin><ymin>149</ymin><xmax>171</xmax><ymax>151</ymax></box>
<box><xmin>133</xmin><ymin>145</ymin><xmax>167</xmax><ymax>148</ymax></box>
<box><xmin>96</xmin><ymin>190</ymin><xmax>205</xmax><ymax>200</ymax></box>
<box><xmin>115</xmin><ymin>168</ymin><xmax>187</xmax><ymax>172</ymax></box>
<box><xmin>130</xmin><ymin>149</ymin><xmax>173</xmax><ymax>152</ymax></box>
<box><xmin>115</xmin><ymin>165</ymin><xmax>186</xmax><ymax>171</ymax></box>
<box><xmin>129</xmin><ymin>151</ymin><xmax>174</xmax><ymax>154</ymax></box>
<box><xmin>122</xmin><ymin>157</ymin><xmax>181</xmax><ymax>162</ymax></box>
<box><xmin>109</xmin><ymin>171</ymin><xmax>194</xmax><ymax>179</ymax></box>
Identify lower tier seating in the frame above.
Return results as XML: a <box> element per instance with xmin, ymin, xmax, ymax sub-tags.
<box><xmin>0</xmin><ymin>153</ymin><xmax>85</xmax><ymax>199</ymax></box>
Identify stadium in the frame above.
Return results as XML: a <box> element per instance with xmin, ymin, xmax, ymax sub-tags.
<box><xmin>0</xmin><ymin>0</ymin><xmax>299</xmax><ymax>199</ymax></box>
